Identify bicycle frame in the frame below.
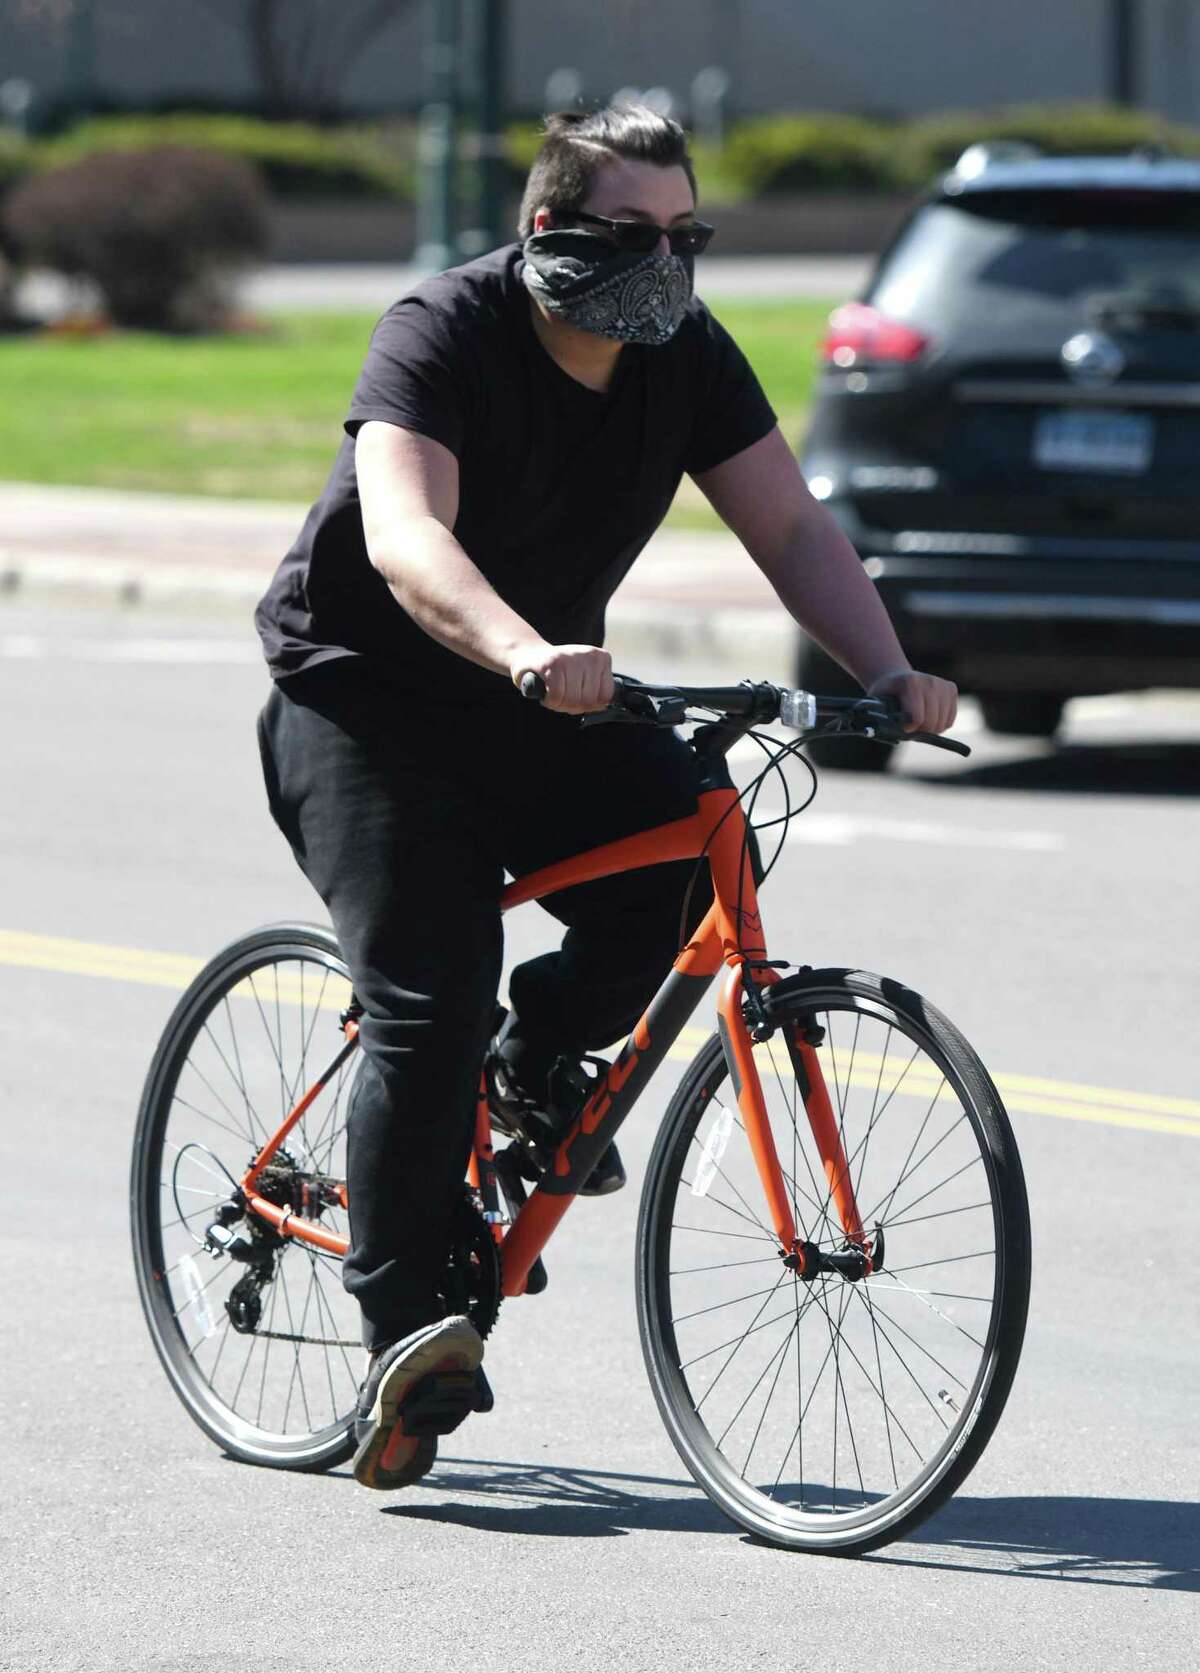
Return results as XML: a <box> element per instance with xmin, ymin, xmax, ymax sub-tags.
<box><xmin>238</xmin><ymin>761</ymin><xmax>870</xmax><ymax>1292</ymax></box>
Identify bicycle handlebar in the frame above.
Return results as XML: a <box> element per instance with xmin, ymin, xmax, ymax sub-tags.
<box><xmin>516</xmin><ymin>671</ymin><xmax>971</xmax><ymax>757</ymax></box>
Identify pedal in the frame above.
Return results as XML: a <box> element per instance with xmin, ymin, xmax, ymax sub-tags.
<box><xmin>398</xmin><ymin>1370</ymin><xmax>478</xmax><ymax>1438</ymax></box>
<box><xmin>492</xmin><ymin>1147</ymin><xmax>549</xmax><ymax>1295</ymax></box>
<box><xmin>471</xmin><ymin>1365</ymin><xmax>495</xmax><ymax>1414</ymax></box>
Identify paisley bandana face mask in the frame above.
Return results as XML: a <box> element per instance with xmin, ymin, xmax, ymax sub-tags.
<box><xmin>521</xmin><ymin>229</ymin><xmax>693</xmax><ymax>347</ymax></box>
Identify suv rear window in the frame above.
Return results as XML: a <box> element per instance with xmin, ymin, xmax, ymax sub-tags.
<box><xmin>868</xmin><ymin>191</ymin><xmax>1200</xmax><ymax>338</ymax></box>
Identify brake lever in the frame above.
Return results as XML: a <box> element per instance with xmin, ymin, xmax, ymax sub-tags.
<box><xmin>862</xmin><ymin>724</ymin><xmax>971</xmax><ymax>757</ymax></box>
<box><xmin>909</xmin><ymin>730</ymin><xmax>971</xmax><ymax>758</ymax></box>
<box><xmin>579</xmin><ymin>707</ymin><xmax>644</xmax><ymax>728</ymax></box>
<box><xmin>580</xmin><ymin>692</ymin><xmax>689</xmax><ymax>728</ymax></box>
<box><xmin>848</xmin><ymin>698</ymin><xmax>971</xmax><ymax>757</ymax></box>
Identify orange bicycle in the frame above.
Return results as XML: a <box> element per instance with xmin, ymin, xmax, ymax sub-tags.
<box><xmin>131</xmin><ymin>675</ymin><xmax>1030</xmax><ymax>1555</ymax></box>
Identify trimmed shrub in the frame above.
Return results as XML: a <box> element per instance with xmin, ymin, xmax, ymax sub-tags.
<box><xmin>716</xmin><ymin>113</ymin><xmax>904</xmax><ymax>196</ymax></box>
<box><xmin>0</xmin><ymin>136</ymin><xmax>32</xmax><ymax>320</ymax></box>
<box><xmin>35</xmin><ymin>114</ymin><xmax>411</xmax><ymax>201</ymax></box>
<box><xmin>3</xmin><ymin>146</ymin><xmax>269</xmax><ymax>330</ymax></box>
<box><xmin>0</xmin><ymin>132</ymin><xmax>34</xmax><ymax>195</ymax></box>
<box><xmin>717</xmin><ymin>104</ymin><xmax>1200</xmax><ymax>198</ymax></box>
<box><xmin>504</xmin><ymin>120</ymin><xmax>543</xmax><ymax>178</ymax></box>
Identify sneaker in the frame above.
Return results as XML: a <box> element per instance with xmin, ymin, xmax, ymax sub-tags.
<box><xmin>352</xmin><ymin>1315</ymin><xmax>484</xmax><ymax>1492</ymax></box>
<box><xmin>486</xmin><ymin>1043</ymin><xmax>626</xmax><ymax>1196</ymax></box>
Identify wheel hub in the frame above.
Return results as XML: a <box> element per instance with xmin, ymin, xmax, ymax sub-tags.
<box><xmin>782</xmin><ymin>1224</ymin><xmax>885</xmax><ymax>1282</ymax></box>
<box><xmin>255</xmin><ymin>1147</ymin><xmax>346</xmax><ymax>1221</ymax></box>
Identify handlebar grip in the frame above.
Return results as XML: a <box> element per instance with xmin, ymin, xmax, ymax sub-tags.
<box><xmin>518</xmin><ymin>671</ymin><xmax>547</xmax><ymax>702</ymax></box>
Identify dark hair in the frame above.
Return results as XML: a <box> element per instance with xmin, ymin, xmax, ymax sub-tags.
<box><xmin>517</xmin><ymin>104</ymin><xmax>697</xmax><ymax>238</ymax></box>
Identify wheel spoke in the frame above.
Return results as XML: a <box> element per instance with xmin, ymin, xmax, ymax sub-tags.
<box><xmin>222</xmin><ymin>994</ymin><xmax>267</xmax><ymax>1148</ymax></box>
<box><xmin>678</xmin><ymin>1178</ymin><xmax>778</xmax><ymax>1240</ymax></box>
<box><xmin>670</xmin><ymin>1221</ymin><xmax>776</xmax><ymax>1243</ymax></box>
<box><xmin>686</xmin><ymin>1119</ymin><xmax>781</xmax><ymax>1241</ymax></box>
<box><xmin>168</xmin><ymin>1090</ymin><xmax>257</xmax><ymax>1151</ymax></box>
<box><xmin>669</xmin><ymin>1255</ymin><xmax>781</xmax><ymax>1276</ymax></box>
<box><xmin>866</xmin><ymin>1106</ymin><xmax>968</xmax><ymax>1228</ymax></box>
<box><xmin>858</xmin><ymin>1294</ymin><xmax>972</xmax><ymax>1393</ymax></box>
<box><xmin>882</xmin><ymin>1198</ymin><xmax>993</xmax><ymax>1232</ymax></box>
<box><xmin>680</xmin><ymin>1283</ymin><xmax>791</xmax><ymax>1379</ymax></box>
<box><xmin>672</xmin><ymin>1280</ymin><xmax>788</xmax><ymax>1326</ymax></box>
<box><xmin>198</xmin><ymin>1019</ymin><xmax>265</xmax><ymax>1148</ymax></box>
<box><xmin>761</xmin><ymin>1039</ymin><xmax>830</xmax><ymax>1232</ymax></box>
<box><xmin>873</xmin><ymin>1151</ymin><xmax>984</xmax><ymax>1231</ymax></box>
<box><xmin>722</xmin><ymin>1316</ymin><xmax>796</xmax><ymax>1462</ymax></box>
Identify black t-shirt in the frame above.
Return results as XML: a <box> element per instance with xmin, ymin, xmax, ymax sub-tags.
<box><xmin>255</xmin><ymin>244</ymin><xmax>776</xmax><ymax>696</ymax></box>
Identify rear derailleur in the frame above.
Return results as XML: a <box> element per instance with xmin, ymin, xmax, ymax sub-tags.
<box><xmin>200</xmin><ymin>1198</ymin><xmax>279</xmax><ymax>1334</ymax></box>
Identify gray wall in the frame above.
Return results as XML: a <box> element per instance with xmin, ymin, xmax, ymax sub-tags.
<box><xmin>1</xmin><ymin>0</ymin><xmax>1198</xmax><ymax>123</ymax></box>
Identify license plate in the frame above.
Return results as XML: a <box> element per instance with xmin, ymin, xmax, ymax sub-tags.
<box><xmin>1033</xmin><ymin>410</ymin><xmax>1153</xmax><ymax>474</ymax></box>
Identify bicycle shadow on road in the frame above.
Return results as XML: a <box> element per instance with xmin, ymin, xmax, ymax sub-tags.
<box><xmin>382</xmin><ymin>1456</ymin><xmax>1198</xmax><ymax>1588</ymax></box>
<box><xmin>909</xmin><ymin>739</ymin><xmax>1200</xmax><ymax>797</ymax></box>
<box><xmin>380</xmin><ymin>1456</ymin><xmax>729</xmax><ymax>1539</ymax></box>
<box><xmin>869</xmin><ymin>1492</ymin><xmax>1199</xmax><ymax>1592</ymax></box>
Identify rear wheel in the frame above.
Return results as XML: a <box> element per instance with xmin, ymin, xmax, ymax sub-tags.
<box><xmin>979</xmin><ymin>692</ymin><xmax>1064</xmax><ymax>738</ymax></box>
<box><xmin>131</xmin><ymin>924</ymin><xmax>364</xmax><ymax>1470</ymax></box>
<box><xmin>636</xmin><ymin>969</ymin><xmax>1030</xmax><ymax>1554</ymax></box>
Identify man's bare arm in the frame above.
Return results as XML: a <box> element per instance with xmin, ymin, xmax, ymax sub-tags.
<box><xmin>693</xmin><ymin>426</ymin><xmax>956</xmax><ymax>733</ymax></box>
<box><xmin>355</xmin><ymin>420</ymin><xmax>612</xmax><ymax>712</ymax></box>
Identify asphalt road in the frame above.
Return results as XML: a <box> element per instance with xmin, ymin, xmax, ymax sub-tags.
<box><xmin>1</xmin><ymin>601</ymin><xmax>1197</xmax><ymax>1672</ymax></box>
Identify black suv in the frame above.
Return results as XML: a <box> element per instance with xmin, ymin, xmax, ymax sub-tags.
<box><xmin>798</xmin><ymin>144</ymin><xmax>1200</xmax><ymax>763</ymax></box>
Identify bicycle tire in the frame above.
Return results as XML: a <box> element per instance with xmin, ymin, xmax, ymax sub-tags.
<box><xmin>636</xmin><ymin>968</ymin><xmax>1030</xmax><ymax>1555</ymax></box>
<box><xmin>130</xmin><ymin>922</ymin><xmax>363</xmax><ymax>1471</ymax></box>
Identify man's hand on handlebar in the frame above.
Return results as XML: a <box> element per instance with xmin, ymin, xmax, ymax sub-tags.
<box><xmin>512</xmin><ymin>644</ymin><xmax>614</xmax><ymax>715</ymax></box>
<box><xmin>866</xmin><ymin>669</ymin><xmax>958</xmax><ymax>736</ymax></box>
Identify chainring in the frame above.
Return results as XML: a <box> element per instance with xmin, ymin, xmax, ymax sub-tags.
<box><xmin>446</xmin><ymin>1188</ymin><xmax>502</xmax><ymax>1341</ymax></box>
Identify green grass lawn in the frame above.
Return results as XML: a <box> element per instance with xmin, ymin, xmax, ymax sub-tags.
<box><xmin>0</xmin><ymin>300</ymin><xmax>833</xmax><ymax>528</ymax></box>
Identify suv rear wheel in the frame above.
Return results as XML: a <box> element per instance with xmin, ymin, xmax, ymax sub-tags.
<box><xmin>978</xmin><ymin>693</ymin><xmax>1065</xmax><ymax>738</ymax></box>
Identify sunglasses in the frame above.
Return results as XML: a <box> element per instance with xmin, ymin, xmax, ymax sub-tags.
<box><xmin>560</xmin><ymin>210</ymin><xmax>715</xmax><ymax>256</ymax></box>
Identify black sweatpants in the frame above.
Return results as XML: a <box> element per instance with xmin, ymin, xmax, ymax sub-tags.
<box><xmin>256</xmin><ymin>660</ymin><xmax>710</xmax><ymax>1352</ymax></box>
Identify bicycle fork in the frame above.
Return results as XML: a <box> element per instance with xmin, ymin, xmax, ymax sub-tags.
<box><xmin>716</xmin><ymin>963</ymin><xmax>880</xmax><ymax>1281</ymax></box>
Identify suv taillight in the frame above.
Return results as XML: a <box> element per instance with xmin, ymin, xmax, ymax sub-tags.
<box><xmin>823</xmin><ymin>303</ymin><xmax>930</xmax><ymax>367</ymax></box>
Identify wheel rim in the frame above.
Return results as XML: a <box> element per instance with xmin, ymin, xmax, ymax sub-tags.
<box><xmin>647</xmin><ymin>992</ymin><xmax>1010</xmax><ymax>1542</ymax></box>
<box><xmin>136</xmin><ymin>940</ymin><xmax>364</xmax><ymax>1457</ymax></box>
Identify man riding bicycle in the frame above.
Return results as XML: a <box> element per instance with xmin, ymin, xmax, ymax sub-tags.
<box><xmin>254</xmin><ymin>103</ymin><xmax>957</xmax><ymax>1492</ymax></box>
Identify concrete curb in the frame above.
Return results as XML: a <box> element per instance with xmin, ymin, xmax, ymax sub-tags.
<box><xmin>0</xmin><ymin>549</ymin><xmax>266</xmax><ymax>614</ymax></box>
<box><xmin>0</xmin><ymin>549</ymin><xmax>796</xmax><ymax>681</ymax></box>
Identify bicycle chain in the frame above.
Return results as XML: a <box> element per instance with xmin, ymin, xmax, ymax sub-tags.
<box><xmin>228</xmin><ymin>1190</ymin><xmax>499</xmax><ymax>1350</ymax></box>
<box><xmin>249</xmin><ymin>1329</ymin><xmax>360</xmax><ymax>1348</ymax></box>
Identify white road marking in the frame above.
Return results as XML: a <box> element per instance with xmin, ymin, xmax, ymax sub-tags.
<box><xmin>755</xmin><ymin>810</ymin><xmax>1066</xmax><ymax>852</ymax></box>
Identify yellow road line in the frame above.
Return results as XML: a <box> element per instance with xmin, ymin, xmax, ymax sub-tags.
<box><xmin>4</xmin><ymin>928</ymin><xmax>1198</xmax><ymax>1139</ymax></box>
<box><xmin>665</xmin><ymin>1048</ymin><xmax>1200</xmax><ymax>1139</ymax></box>
<box><xmin>0</xmin><ymin>930</ymin><xmax>203</xmax><ymax>990</ymax></box>
<box><xmin>0</xmin><ymin>930</ymin><xmax>349</xmax><ymax>1008</ymax></box>
<box><xmin>673</xmin><ymin>1026</ymin><xmax>1200</xmax><ymax>1131</ymax></box>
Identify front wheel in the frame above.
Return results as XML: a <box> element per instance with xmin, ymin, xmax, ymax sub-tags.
<box><xmin>636</xmin><ymin>969</ymin><xmax>1030</xmax><ymax>1555</ymax></box>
